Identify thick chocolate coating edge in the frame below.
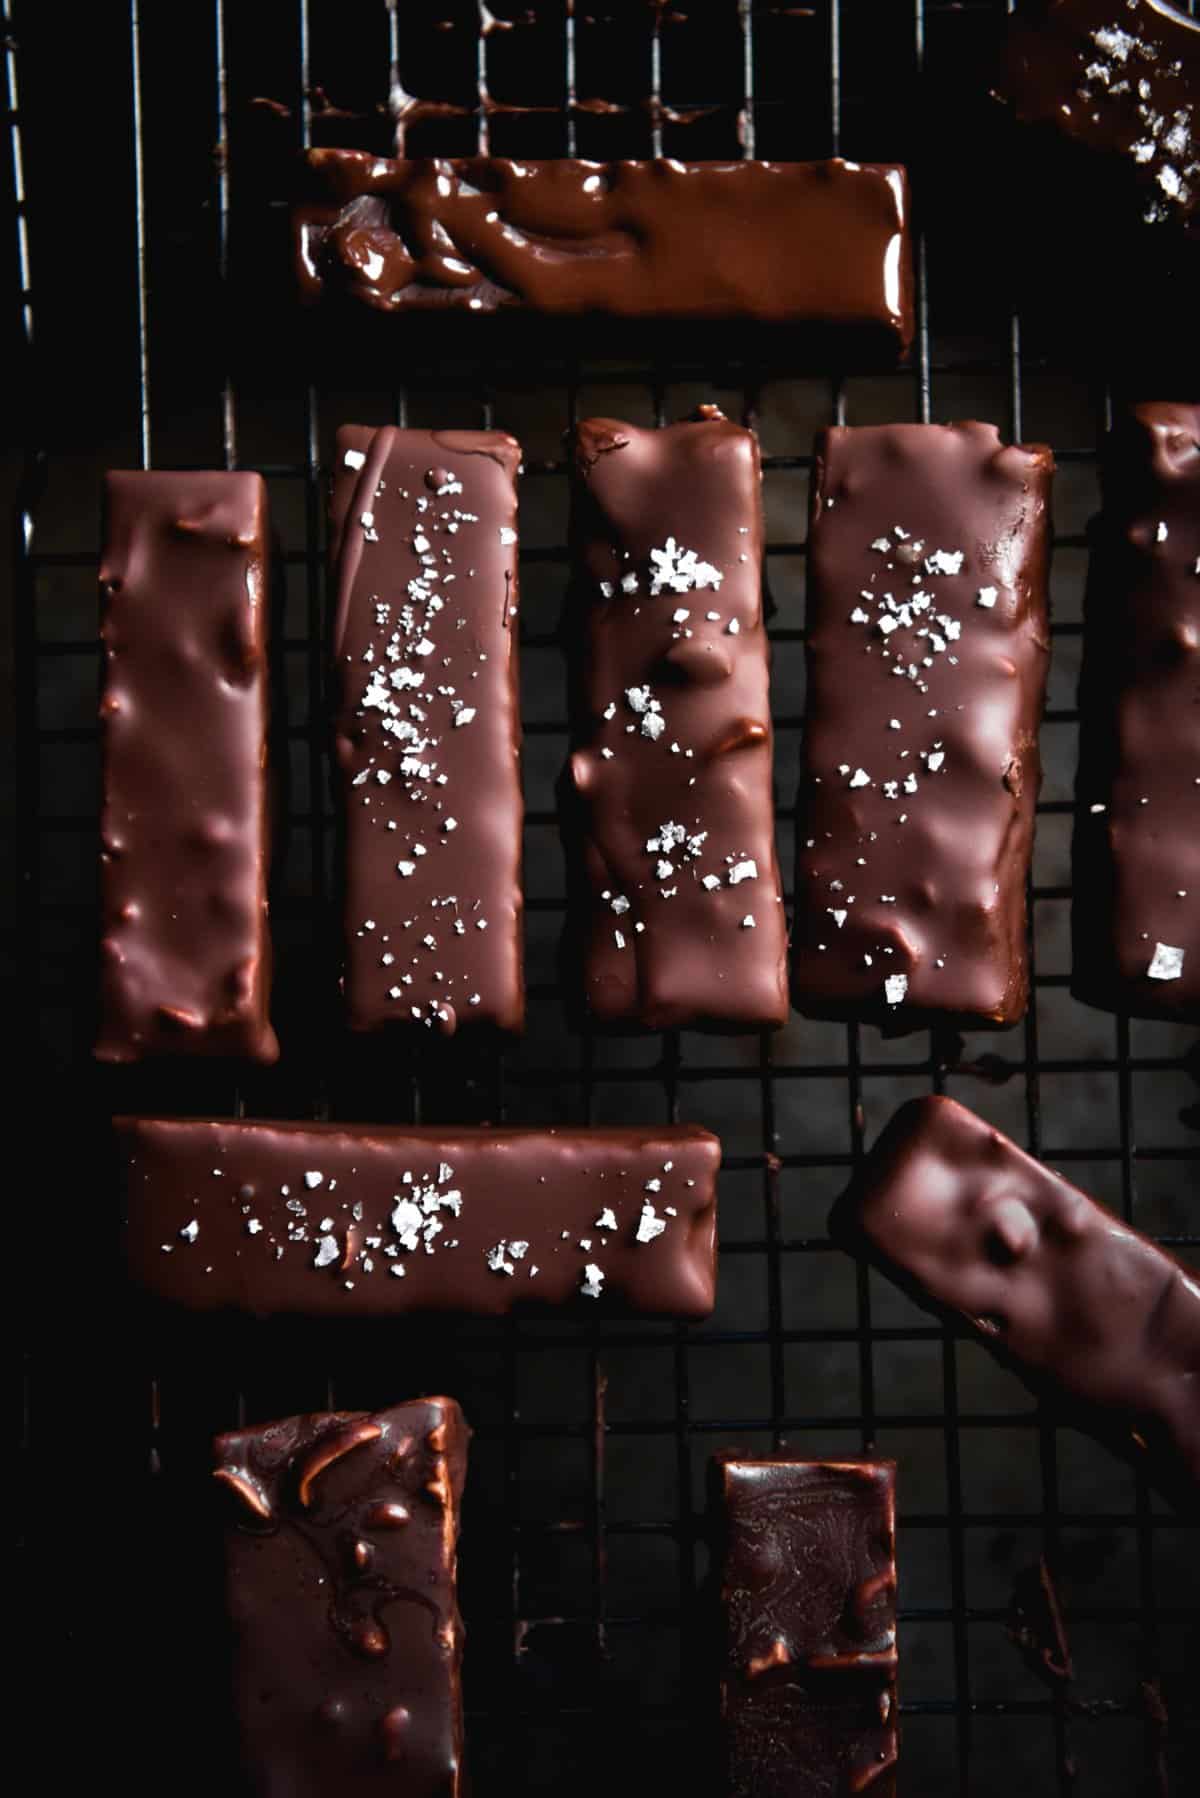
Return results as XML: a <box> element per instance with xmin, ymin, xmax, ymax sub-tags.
<box><xmin>294</xmin><ymin>154</ymin><xmax>913</xmax><ymax>350</ymax></box>
<box><xmin>561</xmin><ymin>409</ymin><xmax>789</xmax><ymax>1030</ymax></box>
<box><xmin>830</xmin><ymin>1095</ymin><xmax>1200</xmax><ymax>1511</ymax></box>
<box><xmin>714</xmin><ymin>1457</ymin><xmax>898</xmax><ymax>1798</ymax></box>
<box><xmin>120</xmin><ymin>1115</ymin><xmax>720</xmax><ymax>1318</ymax></box>
<box><xmin>329</xmin><ymin>425</ymin><xmax>524</xmax><ymax>1034</ymax></box>
<box><xmin>96</xmin><ymin>471</ymin><xmax>278</xmax><ymax>1063</ymax></box>
<box><xmin>1072</xmin><ymin>400</ymin><xmax>1200</xmax><ymax>1023</ymax></box>
<box><xmin>792</xmin><ymin>422</ymin><xmax>1053</xmax><ymax>1031</ymax></box>
<box><xmin>215</xmin><ymin>1397</ymin><xmax>468</xmax><ymax>1797</ymax></box>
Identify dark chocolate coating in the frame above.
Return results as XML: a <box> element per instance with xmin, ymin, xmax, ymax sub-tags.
<box><xmin>1072</xmin><ymin>400</ymin><xmax>1200</xmax><ymax>1023</ymax></box>
<box><xmin>120</xmin><ymin>1116</ymin><xmax>719</xmax><ymax>1318</ymax></box>
<box><xmin>330</xmin><ymin>426</ymin><xmax>524</xmax><ymax>1035</ymax></box>
<box><xmin>793</xmin><ymin>423</ymin><xmax>1054</xmax><ymax>1030</ymax></box>
<box><xmin>215</xmin><ymin>1398</ymin><xmax>467</xmax><ymax>1797</ymax></box>
<box><xmin>97</xmin><ymin>471</ymin><xmax>278</xmax><ymax>1063</ymax></box>
<box><xmin>999</xmin><ymin>0</ymin><xmax>1200</xmax><ymax>237</ymax></box>
<box><xmin>295</xmin><ymin>154</ymin><xmax>913</xmax><ymax>351</ymax></box>
<box><xmin>830</xmin><ymin>1095</ymin><xmax>1200</xmax><ymax>1510</ymax></box>
<box><xmin>715</xmin><ymin>1457</ymin><xmax>898</xmax><ymax>1798</ymax></box>
<box><xmin>561</xmin><ymin>410</ymin><xmax>788</xmax><ymax>1031</ymax></box>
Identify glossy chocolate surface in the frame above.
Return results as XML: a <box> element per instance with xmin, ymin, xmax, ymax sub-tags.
<box><xmin>561</xmin><ymin>409</ymin><xmax>788</xmax><ymax>1030</ymax></box>
<box><xmin>715</xmin><ymin>1458</ymin><xmax>898</xmax><ymax>1797</ymax></box>
<box><xmin>216</xmin><ymin>1398</ymin><xmax>467</xmax><ymax>1797</ymax></box>
<box><xmin>793</xmin><ymin>423</ymin><xmax>1054</xmax><ymax>1030</ymax></box>
<box><xmin>1073</xmin><ymin>400</ymin><xmax>1200</xmax><ymax>1023</ymax></box>
<box><xmin>330</xmin><ymin>426</ymin><xmax>524</xmax><ymax>1034</ymax></box>
<box><xmin>831</xmin><ymin>1095</ymin><xmax>1200</xmax><ymax>1509</ymax></box>
<box><xmin>121</xmin><ymin>1116</ymin><xmax>719</xmax><ymax>1318</ymax></box>
<box><xmin>295</xmin><ymin>154</ymin><xmax>913</xmax><ymax>350</ymax></box>
<box><xmin>97</xmin><ymin>471</ymin><xmax>278</xmax><ymax>1063</ymax></box>
<box><xmin>1000</xmin><ymin>0</ymin><xmax>1199</xmax><ymax>236</ymax></box>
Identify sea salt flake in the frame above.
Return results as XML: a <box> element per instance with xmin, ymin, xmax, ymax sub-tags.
<box><xmin>636</xmin><ymin>1203</ymin><xmax>667</xmax><ymax>1244</ymax></box>
<box><xmin>976</xmin><ymin>586</ymin><xmax>998</xmax><ymax>608</ymax></box>
<box><xmin>1147</xmin><ymin>942</ymin><xmax>1185</xmax><ymax>982</ymax></box>
<box><xmin>884</xmin><ymin>973</ymin><xmax>908</xmax><ymax>1006</ymax></box>
<box><xmin>581</xmin><ymin>1264</ymin><xmax>605</xmax><ymax>1299</ymax></box>
<box><xmin>314</xmin><ymin>1234</ymin><xmax>339</xmax><ymax>1268</ymax></box>
<box><xmin>343</xmin><ymin>448</ymin><xmax>366</xmax><ymax>469</ymax></box>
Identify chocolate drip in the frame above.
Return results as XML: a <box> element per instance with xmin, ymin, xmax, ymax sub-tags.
<box><xmin>295</xmin><ymin>153</ymin><xmax>912</xmax><ymax>349</ymax></box>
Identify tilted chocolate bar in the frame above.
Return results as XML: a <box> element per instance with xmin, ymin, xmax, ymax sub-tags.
<box><xmin>215</xmin><ymin>1398</ymin><xmax>467</xmax><ymax>1797</ymax></box>
<box><xmin>793</xmin><ymin>423</ymin><xmax>1054</xmax><ymax>1030</ymax></box>
<box><xmin>999</xmin><ymin>0</ymin><xmax>1199</xmax><ymax>238</ymax></box>
<box><xmin>830</xmin><ymin>1096</ymin><xmax>1200</xmax><ymax>1510</ymax></box>
<box><xmin>330</xmin><ymin>425</ymin><xmax>523</xmax><ymax>1034</ymax></box>
<box><xmin>561</xmin><ymin>409</ymin><xmax>788</xmax><ymax>1030</ymax></box>
<box><xmin>97</xmin><ymin>471</ymin><xmax>278</xmax><ymax>1063</ymax></box>
<box><xmin>295</xmin><ymin>153</ymin><xmax>913</xmax><ymax>352</ymax></box>
<box><xmin>120</xmin><ymin>1116</ymin><xmax>719</xmax><ymax>1317</ymax></box>
<box><xmin>1073</xmin><ymin>401</ymin><xmax>1200</xmax><ymax>1023</ymax></box>
<box><xmin>714</xmin><ymin>1457</ymin><xmax>898</xmax><ymax>1797</ymax></box>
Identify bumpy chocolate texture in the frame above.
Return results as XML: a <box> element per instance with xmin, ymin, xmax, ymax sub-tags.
<box><xmin>295</xmin><ymin>153</ymin><xmax>914</xmax><ymax>352</ymax></box>
<box><xmin>831</xmin><ymin>1096</ymin><xmax>1200</xmax><ymax>1510</ymax></box>
<box><xmin>215</xmin><ymin>1398</ymin><xmax>467</xmax><ymax>1798</ymax></box>
<box><xmin>793</xmin><ymin>423</ymin><xmax>1054</xmax><ymax>1030</ymax></box>
<box><xmin>97</xmin><ymin>472</ymin><xmax>278</xmax><ymax>1062</ymax></box>
<box><xmin>715</xmin><ymin>1458</ymin><xmax>898</xmax><ymax>1798</ymax></box>
<box><xmin>562</xmin><ymin>410</ymin><xmax>788</xmax><ymax>1030</ymax></box>
<box><xmin>120</xmin><ymin>1116</ymin><xmax>719</xmax><ymax>1317</ymax></box>
<box><xmin>1072</xmin><ymin>401</ymin><xmax>1200</xmax><ymax>1023</ymax></box>
<box><xmin>1000</xmin><ymin>0</ymin><xmax>1199</xmax><ymax>236</ymax></box>
<box><xmin>330</xmin><ymin>426</ymin><xmax>524</xmax><ymax>1034</ymax></box>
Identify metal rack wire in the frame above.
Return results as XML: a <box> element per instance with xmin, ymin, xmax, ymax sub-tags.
<box><xmin>10</xmin><ymin>2</ymin><xmax>1198</xmax><ymax>1794</ymax></box>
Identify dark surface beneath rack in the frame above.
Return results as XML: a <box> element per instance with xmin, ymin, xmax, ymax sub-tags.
<box><xmin>8</xmin><ymin>2</ymin><xmax>1198</xmax><ymax>1794</ymax></box>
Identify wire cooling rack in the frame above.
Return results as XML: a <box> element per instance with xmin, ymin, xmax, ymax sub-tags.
<box><xmin>9</xmin><ymin>2</ymin><xmax>1198</xmax><ymax>1793</ymax></box>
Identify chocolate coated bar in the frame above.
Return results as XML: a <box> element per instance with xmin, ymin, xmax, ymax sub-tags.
<box><xmin>121</xmin><ymin>1116</ymin><xmax>719</xmax><ymax>1317</ymax></box>
<box><xmin>562</xmin><ymin>409</ymin><xmax>788</xmax><ymax>1030</ymax></box>
<box><xmin>330</xmin><ymin>425</ymin><xmax>524</xmax><ymax>1034</ymax></box>
<box><xmin>216</xmin><ymin>1398</ymin><xmax>467</xmax><ymax>1796</ymax></box>
<box><xmin>1073</xmin><ymin>400</ymin><xmax>1200</xmax><ymax>1023</ymax></box>
<box><xmin>1000</xmin><ymin>0</ymin><xmax>1199</xmax><ymax>237</ymax></box>
<box><xmin>296</xmin><ymin>154</ymin><xmax>913</xmax><ymax>352</ymax></box>
<box><xmin>97</xmin><ymin>471</ymin><xmax>277</xmax><ymax>1062</ymax></box>
<box><xmin>830</xmin><ymin>1095</ymin><xmax>1200</xmax><ymax>1509</ymax></box>
<box><xmin>793</xmin><ymin>422</ymin><xmax>1054</xmax><ymax>1029</ymax></box>
<box><xmin>714</xmin><ymin>1457</ymin><xmax>898</xmax><ymax>1797</ymax></box>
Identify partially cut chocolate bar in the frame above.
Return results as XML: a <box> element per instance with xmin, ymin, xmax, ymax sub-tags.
<box><xmin>714</xmin><ymin>1457</ymin><xmax>898</xmax><ymax>1797</ymax></box>
<box><xmin>999</xmin><ymin>0</ymin><xmax>1200</xmax><ymax>238</ymax></box>
<box><xmin>296</xmin><ymin>154</ymin><xmax>913</xmax><ymax>353</ymax></box>
<box><xmin>216</xmin><ymin>1398</ymin><xmax>467</xmax><ymax>1797</ymax></box>
<box><xmin>830</xmin><ymin>1095</ymin><xmax>1200</xmax><ymax>1510</ymax></box>
<box><xmin>330</xmin><ymin>425</ymin><xmax>523</xmax><ymax>1034</ymax></box>
<box><xmin>1072</xmin><ymin>400</ymin><xmax>1200</xmax><ymax>1023</ymax></box>
<box><xmin>793</xmin><ymin>422</ymin><xmax>1054</xmax><ymax>1030</ymax></box>
<box><xmin>561</xmin><ymin>408</ymin><xmax>788</xmax><ymax>1031</ymax></box>
<box><xmin>97</xmin><ymin>471</ymin><xmax>278</xmax><ymax>1062</ymax></box>
<box><xmin>120</xmin><ymin>1116</ymin><xmax>719</xmax><ymax>1317</ymax></box>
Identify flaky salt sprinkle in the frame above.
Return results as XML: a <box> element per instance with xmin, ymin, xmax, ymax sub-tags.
<box><xmin>1147</xmin><ymin>942</ymin><xmax>1185</xmax><ymax>982</ymax></box>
